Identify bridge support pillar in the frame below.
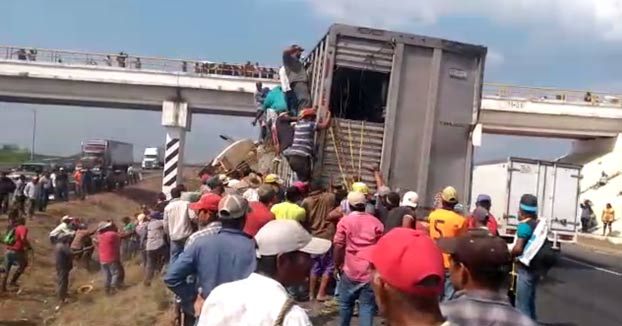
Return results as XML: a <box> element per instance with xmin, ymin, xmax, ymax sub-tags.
<box><xmin>161</xmin><ymin>100</ymin><xmax>191</xmax><ymax>196</ymax></box>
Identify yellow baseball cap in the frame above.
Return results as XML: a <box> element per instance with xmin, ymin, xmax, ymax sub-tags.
<box><xmin>264</xmin><ymin>174</ymin><xmax>283</xmax><ymax>185</ymax></box>
<box><xmin>441</xmin><ymin>186</ymin><xmax>458</xmax><ymax>204</ymax></box>
<box><xmin>352</xmin><ymin>182</ymin><xmax>369</xmax><ymax>195</ymax></box>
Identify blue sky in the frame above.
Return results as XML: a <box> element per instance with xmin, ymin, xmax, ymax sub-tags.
<box><xmin>2</xmin><ymin>0</ymin><xmax>621</xmax><ymax>163</ymax></box>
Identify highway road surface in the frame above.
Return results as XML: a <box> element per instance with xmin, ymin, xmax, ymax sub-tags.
<box><xmin>537</xmin><ymin>243</ymin><xmax>622</xmax><ymax>326</ymax></box>
<box><xmin>306</xmin><ymin>243</ymin><xmax>622</xmax><ymax>326</ymax></box>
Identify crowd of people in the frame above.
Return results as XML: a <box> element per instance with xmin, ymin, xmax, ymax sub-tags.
<box><xmin>11</xmin><ymin>47</ymin><xmax>279</xmax><ymax>80</ymax></box>
<box><xmin>0</xmin><ymin>162</ymin><xmax>555</xmax><ymax>325</ymax></box>
<box><xmin>0</xmin><ymin>43</ymin><xmax>557</xmax><ymax>326</ymax></box>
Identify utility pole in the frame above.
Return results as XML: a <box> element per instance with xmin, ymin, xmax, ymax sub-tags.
<box><xmin>31</xmin><ymin>109</ymin><xmax>37</xmax><ymax>160</ymax></box>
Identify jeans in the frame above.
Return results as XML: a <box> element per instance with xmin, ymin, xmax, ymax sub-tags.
<box><xmin>291</xmin><ymin>81</ymin><xmax>311</xmax><ymax>112</ymax></box>
<box><xmin>57</xmin><ymin>267</ymin><xmax>70</xmax><ymax>300</ymax></box>
<box><xmin>101</xmin><ymin>261</ymin><xmax>122</xmax><ymax>293</ymax></box>
<box><xmin>26</xmin><ymin>198</ymin><xmax>36</xmax><ymax>217</ymax></box>
<box><xmin>55</xmin><ymin>185</ymin><xmax>68</xmax><ymax>201</ymax></box>
<box><xmin>38</xmin><ymin>188</ymin><xmax>49</xmax><ymax>211</ymax></box>
<box><xmin>338</xmin><ymin>274</ymin><xmax>375</xmax><ymax>326</ymax></box>
<box><xmin>581</xmin><ymin>218</ymin><xmax>590</xmax><ymax>233</ymax></box>
<box><xmin>144</xmin><ymin>246</ymin><xmax>167</xmax><ymax>286</ymax></box>
<box><xmin>2</xmin><ymin>250</ymin><xmax>28</xmax><ymax>290</ymax></box>
<box><xmin>516</xmin><ymin>266</ymin><xmax>539</xmax><ymax>321</ymax></box>
<box><xmin>0</xmin><ymin>192</ymin><xmax>10</xmax><ymax>214</ymax></box>
<box><xmin>286</xmin><ymin>154</ymin><xmax>312</xmax><ymax>182</ymax></box>
<box><xmin>441</xmin><ymin>270</ymin><xmax>456</xmax><ymax>302</ymax></box>
<box><xmin>170</xmin><ymin>239</ymin><xmax>187</xmax><ymax>264</ymax></box>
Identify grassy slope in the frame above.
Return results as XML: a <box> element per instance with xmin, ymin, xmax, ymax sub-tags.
<box><xmin>0</xmin><ymin>175</ymin><xmax>193</xmax><ymax>326</ymax></box>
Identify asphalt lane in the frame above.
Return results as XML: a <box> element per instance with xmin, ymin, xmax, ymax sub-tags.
<box><xmin>307</xmin><ymin>243</ymin><xmax>622</xmax><ymax>326</ymax></box>
<box><xmin>537</xmin><ymin>244</ymin><xmax>622</xmax><ymax>326</ymax></box>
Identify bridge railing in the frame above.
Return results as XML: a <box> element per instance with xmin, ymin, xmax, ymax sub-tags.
<box><xmin>0</xmin><ymin>45</ymin><xmax>280</xmax><ymax>81</ymax></box>
<box><xmin>483</xmin><ymin>83</ymin><xmax>622</xmax><ymax>108</ymax></box>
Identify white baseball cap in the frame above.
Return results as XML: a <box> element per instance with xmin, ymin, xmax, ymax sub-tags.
<box><xmin>255</xmin><ymin>220</ymin><xmax>331</xmax><ymax>257</ymax></box>
<box><xmin>401</xmin><ymin>191</ymin><xmax>419</xmax><ymax>208</ymax></box>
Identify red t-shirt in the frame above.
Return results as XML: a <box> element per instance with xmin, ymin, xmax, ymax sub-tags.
<box><xmin>98</xmin><ymin>231</ymin><xmax>120</xmax><ymax>263</ymax></box>
<box><xmin>244</xmin><ymin>202</ymin><xmax>275</xmax><ymax>237</ymax></box>
<box><xmin>7</xmin><ymin>225</ymin><xmax>28</xmax><ymax>252</ymax></box>
<box><xmin>467</xmin><ymin>213</ymin><xmax>499</xmax><ymax>235</ymax></box>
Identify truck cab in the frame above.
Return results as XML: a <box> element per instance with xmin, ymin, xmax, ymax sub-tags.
<box><xmin>142</xmin><ymin>147</ymin><xmax>163</xmax><ymax>169</ymax></box>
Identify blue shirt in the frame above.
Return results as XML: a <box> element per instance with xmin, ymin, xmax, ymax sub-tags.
<box><xmin>262</xmin><ymin>86</ymin><xmax>288</xmax><ymax>113</ymax></box>
<box><xmin>164</xmin><ymin>228</ymin><xmax>256</xmax><ymax>313</ymax></box>
<box><xmin>516</xmin><ymin>221</ymin><xmax>534</xmax><ymax>239</ymax></box>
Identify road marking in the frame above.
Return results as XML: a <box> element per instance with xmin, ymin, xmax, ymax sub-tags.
<box><xmin>562</xmin><ymin>257</ymin><xmax>622</xmax><ymax>276</ymax></box>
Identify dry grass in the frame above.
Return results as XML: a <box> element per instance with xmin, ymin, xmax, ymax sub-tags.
<box><xmin>0</xmin><ymin>172</ymin><xmax>199</xmax><ymax>326</ymax></box>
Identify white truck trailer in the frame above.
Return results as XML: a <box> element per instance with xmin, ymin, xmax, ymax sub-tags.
<box><xmin>471</xmin><ymin>157</ymin><xmax>582</xmax><ymax>244</ymax></box>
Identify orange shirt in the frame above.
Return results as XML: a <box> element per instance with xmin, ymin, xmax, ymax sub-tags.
<box><xmin>74</xmin><ymin>171</ymin><xmax>82</xmax><ymax>185</ymax></box>
<box><xmin>428</xmin><ymin>208</ymin><xmax>467</xmax><ymax>268</ymax></box>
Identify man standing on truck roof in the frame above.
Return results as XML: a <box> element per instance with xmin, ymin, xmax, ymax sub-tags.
<box><xmin>283</xmin><ymin>44</ymin><xmax>311</xmax><ymax>113</ymax></box>
<box><xmin>283</xmin><ymin>108</ymin><xmax>331</xmax><ymax>183</ymax></box>
<box><xmin>428</xmin><ymin>186</ymin><xmax>467</xmax><ymax>302</ymax></box>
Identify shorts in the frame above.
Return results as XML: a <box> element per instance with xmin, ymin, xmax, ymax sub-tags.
<box><xmin>311</xmin><ymin>248</ymin><xmax>334</xmax><ymax>276</ymax></box>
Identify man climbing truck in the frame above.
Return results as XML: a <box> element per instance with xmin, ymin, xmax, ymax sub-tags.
<box><xmin>274</xmin><ymin>24</ymin><xmax>487</xmax><ymax>209</ymax></box>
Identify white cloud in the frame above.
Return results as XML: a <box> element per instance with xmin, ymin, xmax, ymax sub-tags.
<box><xmin>304</xmin><ymin>0</ymin><xmax>622</xmax><ymax>41</ymax></box>
<box><xmin>487</xmin><ymin>50</ymin><xmax>505</xmax><ymax>68</ymax></box>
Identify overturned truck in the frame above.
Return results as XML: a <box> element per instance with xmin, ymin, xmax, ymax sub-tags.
<box><xmin>269</xmin><ymin>24</ymin><xmax>487</xmax><ymax>209</ymax></box>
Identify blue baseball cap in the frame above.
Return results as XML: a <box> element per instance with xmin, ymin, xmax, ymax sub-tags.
<box><xmin>476</xmin><ymin>194</ymin><xmax>492</xmax><ymax>203</ymax></box>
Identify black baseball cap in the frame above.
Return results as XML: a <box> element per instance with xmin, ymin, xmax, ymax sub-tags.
<box><xmin>437</xmin><ymin>229</ymin><xmax>511</xmax><ymax>273</ymax></box>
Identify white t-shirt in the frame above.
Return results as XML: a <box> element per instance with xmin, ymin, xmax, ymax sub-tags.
<box><xmin>279</xmin><ymin>66</ymin><xmax>291</xmax><ymax>92</ymax></box>
<box><xmin>197</xmin><ymin>273</ymin><xmax>312</xmax><ymax>326</ymax></box>
<box><xmin>243</xmin><ymin>188</ymin><xmax>259</xmax><ymax>202</ymax></box>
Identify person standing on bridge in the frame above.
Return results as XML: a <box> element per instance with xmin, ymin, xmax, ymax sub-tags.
<box><xmin>164</xmin><ymin>186</ymin><xmax>194</xmax><ymax>263</ymax></box>
<box><xmin>283</xmin><ymin>44</ymin><xmax>311</xmax><ymax>113</ymax></box>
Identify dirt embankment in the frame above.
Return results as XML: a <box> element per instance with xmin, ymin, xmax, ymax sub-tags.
<box><xmin>0</xmin><ymin>175</ymin><xmax>187</xmax><ymax>326</ymax></box>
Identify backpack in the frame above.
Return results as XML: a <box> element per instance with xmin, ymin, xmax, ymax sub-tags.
<box><xmin>526</xmin><ymin>220</ymin><xmax>559</xmax><ymax>275</ymax></box>
<box><xmin>3</xmin><ymin>228</ymin><xmax>16</xmax><ymax>246</ymax></box>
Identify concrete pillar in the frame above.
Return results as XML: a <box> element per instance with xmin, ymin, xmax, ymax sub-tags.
<box><xmin>161</xmin><ymin>100</ymin><xmax>191</xmax><ymax>196</ymax></box>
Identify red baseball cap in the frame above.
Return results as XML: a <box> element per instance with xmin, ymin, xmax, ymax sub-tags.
<box><xmin>189</xmin><ymin>193</ymin><xmax>221</xmax><ymax>212</ymax></box>
<box><xmin>360</xmin><ymin>228</ymin><xmax>444</xmax><ymax>296</ymax></box>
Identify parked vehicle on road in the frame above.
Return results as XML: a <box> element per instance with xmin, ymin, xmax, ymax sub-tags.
<box><xmin>471</xmin><ymin>157</ymin><xmax>582</xmax><ymax>244</ymax></box>
<box><xmin>78</xmin><ymin>139</ymin><xmax>134</xmax><ymax>191</ymax></box>
<box><xmin>141</xmin><ymin>147</ymin><xmax>164</xmax><ymax>170</ymax></box>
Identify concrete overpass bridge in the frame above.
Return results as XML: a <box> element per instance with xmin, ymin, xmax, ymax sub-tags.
<box><xmin>2</xmin><ymin>45</ymin><xmax>622</xmax><ymax>192</ymax></box>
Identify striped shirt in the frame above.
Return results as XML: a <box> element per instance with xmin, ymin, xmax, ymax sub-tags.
<box><xmin>284</xmin><ymin>121</ymin><xmax>316</xmax><ymax>157</ymax></box>
<box><xmin>185</xmin><ymin>221</ymin><xmax>223</xmax><ymax>249</ymax></box>
<box><xmin>442</xmin><ymin>290</ymin><xmax>536</xmax><ymax>326</ymax></box>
